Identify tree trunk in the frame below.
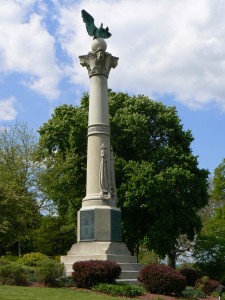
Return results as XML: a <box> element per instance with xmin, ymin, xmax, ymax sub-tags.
<box><xmin>18</xmin><ymin>240</ymin><xmax>22</xmax><ymax>256</ymax></box>
<box><xmin>167</xmin><ymin>251</ymin><xmax>176</xmax><ymax>269</ymax></box>
<box><xmin>135</xmin><ymin>242</ymin><xmax>140</xmax><ymax>263</ymax></box>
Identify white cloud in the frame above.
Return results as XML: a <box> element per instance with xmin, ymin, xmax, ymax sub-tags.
<box><xmin>1</xmin><ymin>0</ymin><xmax>225</xmax><ymax>111</ymax></box>
<box><xmin>0</xmin><ymin>97</ymin><xmax>17</xmax><ymax>121</ymax></box>
<box><xmin>55</xmin><ymin>0</ymin><xmax>225</xmax><ymax>111</ymax></box>
<box><xmin>0</xmin><ymin>0</ymin><xmax>62</xmax><ymax>100</ymax></box>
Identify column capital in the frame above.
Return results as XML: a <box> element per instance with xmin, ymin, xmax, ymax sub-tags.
<box><xmin>79</xmin><ymin>49</ymin><xmax>118</xmax><ymax>78</ymax></box>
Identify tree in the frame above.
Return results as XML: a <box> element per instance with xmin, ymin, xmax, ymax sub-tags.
<box><xmin>0</xmin><ymin>122</ymin><xmax>40</xmax><ymax>255</ymax></box>
<box><xmin>37</xmin><ymin>91</ymin><xmax>209</xmax><ymax>263</ymax></box>
<box><xmin>193</xmin><ymin>206</ymin><xmax>225</xmax><ymax>284</ymax></box>
<box><xmin>109</xmin><ymin>92</ymin><xmax>208</xmax><ymax>266</ymax></box>
<box><xmin>37</xmin><ymin>99</ymin><xmax>88</xmax><ymax>238</ymax></box>
<box><xmin>193</xmin><ymin>160</ymin><xmax>225</xmax><ymax>284</ymax></box>
<box><xmin>212</xmin><ymin>159</ymin><xmax>225</xmax><ymax>206</ymax></box>
<box><xmin>32</xmin><ymin>215</ymin><xmax>76</xmax><ymax>256</ymax></box>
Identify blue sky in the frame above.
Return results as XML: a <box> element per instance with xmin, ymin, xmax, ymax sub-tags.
<box><xmin>0</xmin><ymin>0</ymin><xmax>225</xmax><ymax>175</ymax></box>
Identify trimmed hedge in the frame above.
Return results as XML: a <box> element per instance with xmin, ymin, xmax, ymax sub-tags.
<box><xmin>179</xmin><ymin>268</ymin><xmax>201</xmax><ymax>286</ymax></box>
<box><xmin>195</xmin><ymin>276</ymin><xmax>220</xmax><ymax>295</ymax></box>
<box><xmin>72</xmin><ymin>260</ymin><xmax>121</xmax><ymax>288</ymax></box>
<box><xmin>138</xmin><ymin>263</ymin><xmax>186</xmax><ymax>295</ymax></box>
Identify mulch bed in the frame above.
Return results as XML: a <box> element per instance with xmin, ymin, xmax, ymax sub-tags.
<box><xmin>27</xmin><ymin>282</ymin><xmax>218</xmax><ymax>300</ymax></box>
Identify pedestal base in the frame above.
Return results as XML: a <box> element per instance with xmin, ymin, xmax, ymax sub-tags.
<box><xmin>78</xmin><ymin>206</ymin><xmax>122</xmax><ymax>242</ymax></box>
<box><xmin>61</xmin><ymin>241</ymin><xmax>143</xmax><ymax>283</ymax></box>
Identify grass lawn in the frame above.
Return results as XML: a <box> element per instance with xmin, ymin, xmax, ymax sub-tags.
<box><xmin>0</xmin><ymin>285</ymin><xmax>139</xmax><ymax>300</ymax></box>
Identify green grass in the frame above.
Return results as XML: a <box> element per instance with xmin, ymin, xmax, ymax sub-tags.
<box><xmin>0</xmin><ymin>285</ymin><xmax>140</xmax><ymax>300</ymax></box>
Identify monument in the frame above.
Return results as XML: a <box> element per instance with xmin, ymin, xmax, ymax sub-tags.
<box><xmin>61</xmin><ymin>10</ymin><xmax>142</xmax><ymax>283</ymax></box>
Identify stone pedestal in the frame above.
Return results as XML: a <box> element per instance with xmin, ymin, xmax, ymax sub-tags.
<box><xmin>61</xmin><ymin>39</ymin><xmax>142</xmax><ymax>282</ymax></box>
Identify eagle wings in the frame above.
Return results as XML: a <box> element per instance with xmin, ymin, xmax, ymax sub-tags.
<box><xmin>81</xmin><ymin>10</ymin><xmax>111</xmax><ymax>39</ymax></box>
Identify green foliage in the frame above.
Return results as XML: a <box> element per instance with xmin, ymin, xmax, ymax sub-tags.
<box><xmin>109</xmin><ymin>92</ymin><xmax>209</xmax><ymax>258</ymax></box>
<box><xmin>0</xmin><ymin>122</ymin><xmax>41</xmax><ymax>256</ymax></box>
<box><xmin>138</xmin><ymin>263</ymin><xmax>186</xmax><ymax>295</ymax></box>
<box><xmin>36</xmin><ymin>259</ymin><xmax>65</xmax><ymax>286</ymax></box>
<box><xmin>32</xmin><ymin>215</ymin><xmax>76</xmax><ymax>255</ymax></box>
<box><xmin>37</xmin><ymin>103</ymin><xmax>88</xmax><ymax>220</ymax></box>
<box><xmin>0</xmin><ymin>262</ymin><xmax>27</xmax><ymax>286</ymax></box>
<box><xmin>193</xmin><ymin>206</ymin><xmax>225</xmax><ymax>284</ymax></box>
<box><xmin>18</xmin><ymin>252</ymin><xmax>48</xmax><ymax>266</ymax></box>
<box><xmin>72</xmin><ymin>260</ymin><xmax>121</xmax><ymax>288</ymax></box>
<box><xmin>93</xmin><ymin>282</ymin><xmax>146</xmax><ymax>297</ymax></box>
<box><xmin>181</xmin><ymin>286</ymin><xmax>206</xmax><ymax>299</ymax></box>
<box><xmin>55</xmin><ymin>275</ymin><xmax>74</xmax><ymax>287</ymax></box>
<box><xmin>195</xmin><ymin>276</ymin><xmax>220</xmax><ymax>295</ymax></box>
<box><xmin>212</xmin><ymin>158</ymin><xmax>225</xmax><ymax>205</ymax></box>
<box><xmin>37</xmin><ymin>92</ymin><xmax>209</xmax><ymax>260</ymax></box>
<box><xmin>138</xmin><ymin>247</ymin><xmax>159</xmax><ymax>265</ymax></box>
<box><xmin>179</xmin><ymin>268</ymin><xmax>201</xmax><ymax>287</ymax></box>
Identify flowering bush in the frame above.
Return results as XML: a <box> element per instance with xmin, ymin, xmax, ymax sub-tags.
<box><xmin>138</xmin><ymin>264</ymin><xmax>186</xmax><ymax>295</ymax></box>
<box><xmin>72</xmin><ymin>260</ymin><xmax>121</xmax><ymax>288</ymax></box>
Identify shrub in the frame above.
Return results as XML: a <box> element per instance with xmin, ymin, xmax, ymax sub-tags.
<box><xmin>182</xmin><ymin>286</ymin><xmax>206</xmax><ymax>298</ymax></box>
<box><xmin>18</xmin><ymin>252</ymin><xmax>48</xmax><ymax>266</ymax></box>
<box><xmin>195</xmin><ymin>276</ymin><xmax>220</xmax><ymax>295</ymax></box>
<box><xmin>0</xmin><ymin>258</ymin><xmax>10</xmax><ymax>266</ymax></box>
<box><xmin>138</xmin><ymin>263</ymin><xmax>186</xmax><ymax>295</ymax></box>
<box><xmin>0</xmin><ymin>263</ymin><xmax>27</xmax><ymax>285</ymax></box>
<box><xmin>93</xmin><ymin>282</ymin><xmax>146</xmax><ymax>297</ymax></box>
<box><xmin>36</xmin><ymin>259</ymin><xmax>65</xmax><ymax>286</ymax></box>
<box><xmin>55</xmin><ymin>276</ymin><xmax>74</xmax><ymax>287</ymax></box>
<box><xmin>179</xmin><ymin>268</ymin><xmax>201</xmax><ymax>286</ymax></box>
<box><xmin>72</xmin><ymin>260</ymin><xmax>121</xmax><ymax>288</ymax></box>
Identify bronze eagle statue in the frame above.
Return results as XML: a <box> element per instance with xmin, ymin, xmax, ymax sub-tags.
<box><xmin>81</xmin><ymin>9</ymin><xmax>112</xmax><ymax>39</ymax></box>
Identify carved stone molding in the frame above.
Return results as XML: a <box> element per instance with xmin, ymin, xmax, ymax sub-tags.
<box><xmin>88</xmin><ymin>124</ymin><xmax>110</xmax><ymax>136</ymax></box>
<box><xmin>79</xmin><ymin>49</ymin><xmax>118</xmax><ymax>78</ymax></box>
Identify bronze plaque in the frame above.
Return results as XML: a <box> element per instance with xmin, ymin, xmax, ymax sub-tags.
<box><xmin>80</xmin><ymin>210</ymin><xmax>95</xmax><ymax>240</ymax></box>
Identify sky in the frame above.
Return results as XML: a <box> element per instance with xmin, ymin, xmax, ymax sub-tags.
<box><xmin>0</xmin><ymin>0</ymin><xmax>225</xmax><ymax>175</ymax></box>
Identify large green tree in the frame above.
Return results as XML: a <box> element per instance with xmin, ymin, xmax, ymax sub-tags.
<box><xmin>37</xmin><ymin>98</ymin><xmax>88</xmax><ymax>239</ymax></box>
<box><xmin>0</xmin><ymin>122</ymin><xmax>40</xmax><ymax>255</ymax></box>
<box><xmin>37</xmin><ymin>91</ymin><xmax>209</xmax><ymax>264</ymax></box>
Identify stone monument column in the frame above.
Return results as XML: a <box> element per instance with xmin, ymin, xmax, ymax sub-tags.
<box><xmin>80</xmin><ymin>38</ymin><xmax>118</xmax><ymax>208</ymax></box>
<box><xmin>77</xmin><ymin>38</ymin><xmax>121</xmax><ymax>243</ymax></box>
<box><xmin>61</xmin><ymin>38</ymin><xmax>142</xmax><ymax>283</ymax></box>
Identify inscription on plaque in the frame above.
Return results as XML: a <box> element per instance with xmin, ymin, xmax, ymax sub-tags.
<box><xmin>80</xmin><ymin>210</ymin><xmax>95</xmax><ymax>240</ymax></box>
<box><xmin>111</xmin><ymin>210</ymin><xmax>122</xmax><ymax>241</ymax></box>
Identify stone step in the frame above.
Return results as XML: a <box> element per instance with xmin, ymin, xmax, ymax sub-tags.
<box><xmin>61</xmin><ymin>254</ymin><xmax>137</xmax><ymax>264</ymax></box>
<box><xmin>119</xmin><ymin>263</ymin><xmax>143</xmax><ymax>271</ymax></box>
<box><xmin>116</xmin><ymin>278</ymin><xmax>140</xmax><ymax>285</ymax></box>
<box><xmin>119</xmin><ymin>270</ymin><xmax>140</xmax><ymax>280</ymax></box>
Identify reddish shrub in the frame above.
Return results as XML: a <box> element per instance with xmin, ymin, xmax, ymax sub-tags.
<box><xmin>179</xmin><ymin>268</ymin><xmax>201</xmax><ymax>286</ymax></box>
<box><xmin>72</xmin><ymin>260</ymin><xmax>121</xmax><ymax>288</ymax></box>
<box><xmin>195</xmin><ymin>277</ymin><xmax>220</xmax><ymax>295</ymax></box>
<box><xmin>138</xmin><ymin>264</ymin><xmax>186</xmax><ymax>295</ymax></box>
